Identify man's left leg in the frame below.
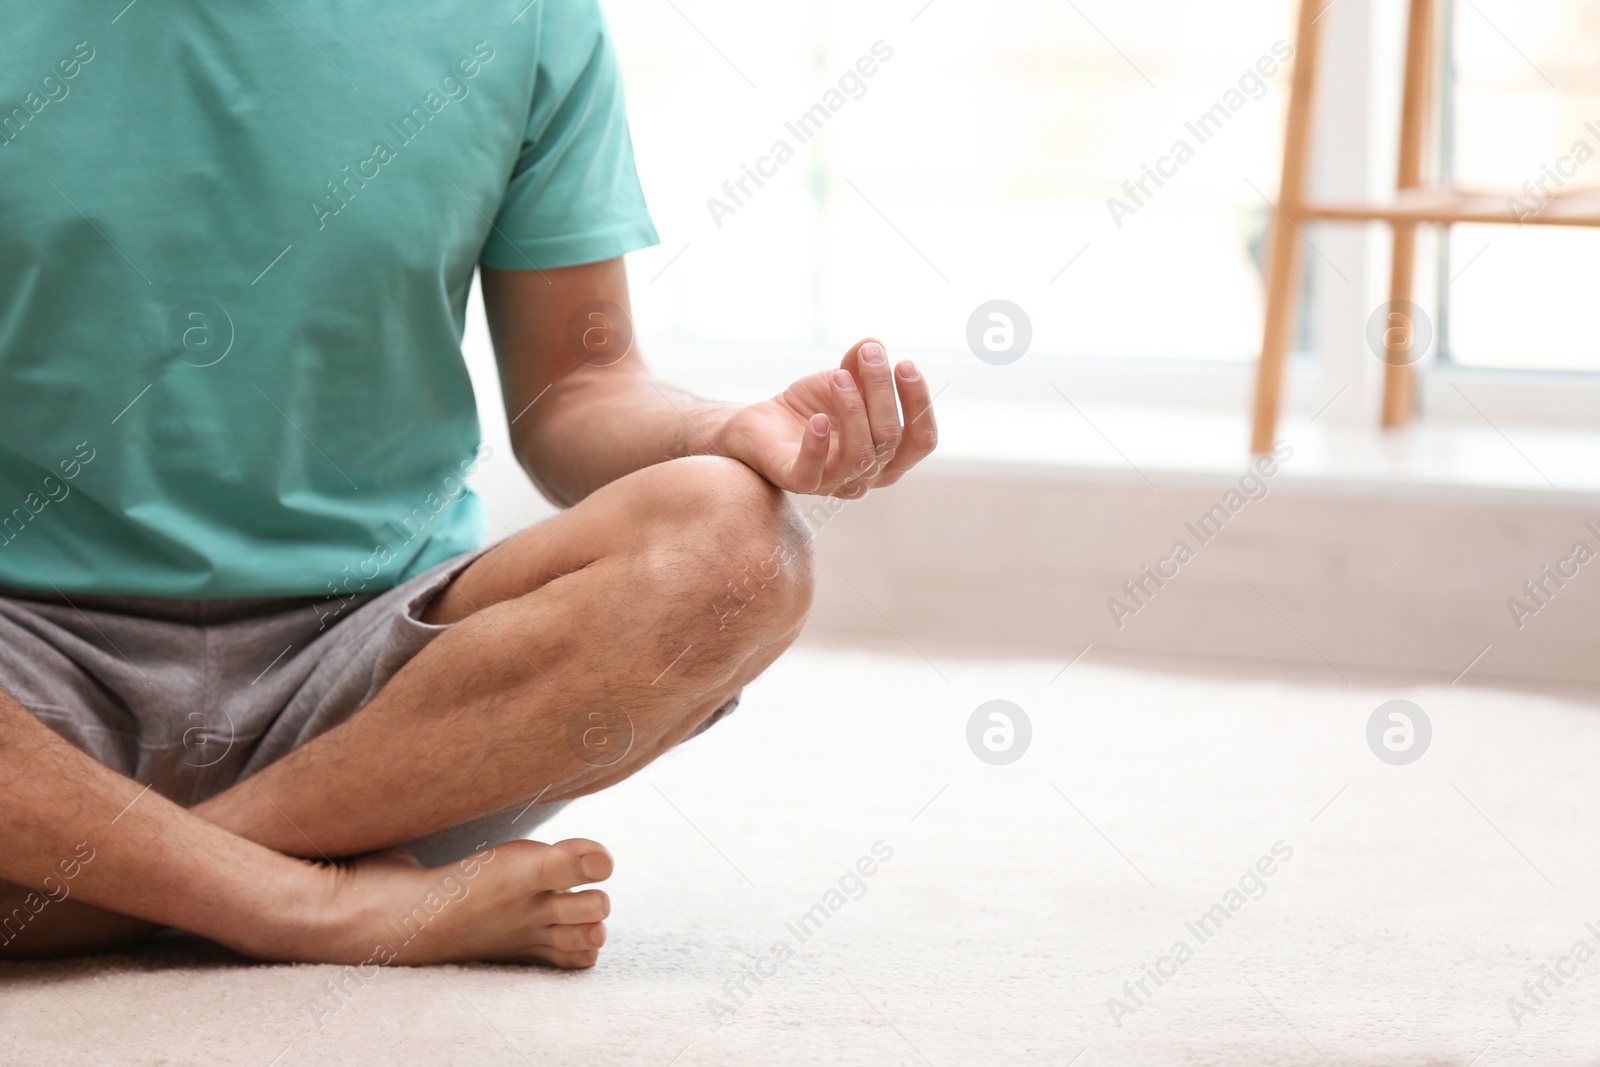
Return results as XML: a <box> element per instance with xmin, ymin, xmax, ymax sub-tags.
<box><xmin>195</xmin><ymin>454</ymin><xmax>814</xmax><ymax>859</ymax></box>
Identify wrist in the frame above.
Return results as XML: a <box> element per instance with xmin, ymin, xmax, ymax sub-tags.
<box><xmin>689</xmin><ymin>401</ymin><xmax>740</xmax><ymax>460</ymax></box>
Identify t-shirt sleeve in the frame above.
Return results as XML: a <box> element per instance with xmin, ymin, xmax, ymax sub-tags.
<box><xmin>479</xmin><ymin>2</ymin><xmax>659</xmax><ymax>270</ymax></box>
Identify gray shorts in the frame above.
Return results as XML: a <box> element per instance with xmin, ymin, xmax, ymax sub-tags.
<box><xmin>0</xmin><ymin>550</ymin><xmax>730</xmax><ymax>866</ymax></box>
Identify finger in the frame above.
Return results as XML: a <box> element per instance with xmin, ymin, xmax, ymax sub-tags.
<box><xmin>874</xmin><ymin>361</ymin><xmax>937</xmax><ymax>486</ymax></box>
<box><xmin>785</xmin><ymin>413</ymin><xmax>830</xmax><ymax>494</ymax></box>
<box><xmin>840</xmin><ymin>339</ymin><xmax>901</xmax><ymax>473</ymax></box>
<box><xmin>826</xmin><ymin>369</ymin><xmax>875</xmax><ymax>496</ymax></box>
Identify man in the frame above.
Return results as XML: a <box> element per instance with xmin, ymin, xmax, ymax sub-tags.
<box><xmin>0</xmin><ymin>2</ymin><xmax>934</xmax><ymax>965</ymax></box>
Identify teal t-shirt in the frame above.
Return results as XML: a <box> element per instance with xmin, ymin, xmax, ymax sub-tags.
<box><xmin>0</xmin><ymin>0</ymin><xmax>657</xmax><ymax>598</ymax></box>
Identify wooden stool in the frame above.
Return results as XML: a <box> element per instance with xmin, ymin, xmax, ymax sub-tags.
<box><xmin>1249</xmin><ymin>0</ymin><xmax>1600</xmax><ymax>453</ymax></box>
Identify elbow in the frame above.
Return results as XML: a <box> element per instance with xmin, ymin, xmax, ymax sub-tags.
<box><xmin>516</xmin><ymin>449</ymin><xmax>577</xmax><ymax>510</ymax></box>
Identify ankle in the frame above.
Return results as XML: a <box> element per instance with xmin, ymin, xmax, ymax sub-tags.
<box><xmin>228</xmin><ymin>857</ymin><xmax>356</xmax><ymax>962</ymax></box>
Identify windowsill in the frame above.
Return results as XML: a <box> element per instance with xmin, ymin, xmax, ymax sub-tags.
<box><xmin>927</xmin><ymin>398</ymin><xmax>1600</xmax><ymax>509</ymax></box>
<box><xmin>636</xmin><ymin>341</ymin><xmax>1600</xmax><ymax>509</ymax></box>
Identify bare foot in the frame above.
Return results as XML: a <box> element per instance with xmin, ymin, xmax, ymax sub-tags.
<box><xmin>285</xmin><ymin>838</ymin><xmax>614</xmax><ymax>968</ymax></box>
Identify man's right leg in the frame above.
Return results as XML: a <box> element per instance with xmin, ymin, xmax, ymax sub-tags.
<box><xmin>195</xmin><ymin>454</ymin><xmax>814</xmax><ymax>860</ymax></box>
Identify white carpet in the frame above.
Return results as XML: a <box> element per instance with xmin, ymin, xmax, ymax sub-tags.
<box><xmin>4</xmin><ymin>646</ymin><xmax>1600</xmax><ymax>1066</ymax></box>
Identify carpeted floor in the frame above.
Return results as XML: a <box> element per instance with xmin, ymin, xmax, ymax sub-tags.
<box><xmin>3</xmin><ymin>646</ymin><xmax>1599</xmax><ymax>1066</ymax></box>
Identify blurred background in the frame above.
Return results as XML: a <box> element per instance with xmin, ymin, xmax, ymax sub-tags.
<box><xmin>11</xmin><ymin>4</ymin><xmax>1600</xmax><ymax>1063</ymax></box>
<box><xmin>468</xmin><ymin>7</ymin><xmax>1600</xmax><ymax>1058</ymax></box>
<box><xmin>458</xmin><ymin>0</ymin><xmax>1600</xmax><ymax>688</ymax></box>
<box><xmin>613</xmin><ymin>0</ymin><xmax>1598</xmax><ymax>370</ymax></box>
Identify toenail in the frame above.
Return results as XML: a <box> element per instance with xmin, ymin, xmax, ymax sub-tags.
<box><xmin>861</xmin><ymin>342</ymin><xmax>885</xmax><ymax>364</ymax></box>
<box><xmin>580</xmin><ymin>852</ymin><xmax>607</xmax><ymax>881</ymax></box>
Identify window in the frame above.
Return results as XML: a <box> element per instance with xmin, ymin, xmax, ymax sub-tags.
<box><xmin>609</xmin><ymin>0</ymin><xmax>1298</xmax><ymax>371</ymax></box>
<box><xmin>1440</xmin><ymin>0</ymin><xmax>1600</xmax><ymax>372</ymax></box>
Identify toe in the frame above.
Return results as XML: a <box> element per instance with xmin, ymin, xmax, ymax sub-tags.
<box><xmin>539</xmin><ymin>947</ymin><xmax>601</xmax><ymax>970</ymax></box>
<box><xmin>545</xmin><ymin>921</ymin><xmax>607</xmax><ymax>952</ymax></box>
<box><xmin>539</xmin><ymin>839</ymin><xmax>614</xmax><ymax>890</ymax></box>
<box><xmin>547</xmin><ymin>889</ymin><xmax>610</xmax><ymax>925</ymax></box>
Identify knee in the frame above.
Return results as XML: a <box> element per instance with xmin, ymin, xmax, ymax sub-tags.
<box><xmin>638</xmin><ymin>456</ymin><xmax>815</xmax><ymax>633</ymax></box>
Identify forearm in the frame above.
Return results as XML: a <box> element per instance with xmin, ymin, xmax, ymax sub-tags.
<box><xmin>483</xmin><ymin>260</ymin><xmax>936</xmax><ymax>506</ymax></box>
<box><xmin>516</xmin><ymin>368</ymin><xmax>737</xmax><ymax>506</ymax></box>
<box><xmin>0</xmin><ymin>690</ymin><xmax>325</xmax><ymax>958</ymax></box>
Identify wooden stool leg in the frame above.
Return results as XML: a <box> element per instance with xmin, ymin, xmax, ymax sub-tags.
<box><xmin>1252</xmin><ymin>219</ymin><xmax>1307</xmax><ymax>454</ymax></box>
<box><xmin>1381</xmin><ymin>222</ymin><xmax>1420</xmax><ymax>424</ymax></box>
<box><xmin>1382</xmin><ymin>0</ymin><xmax>1436</xmax><ymax>428</ymax></box>
<box><xmin>1251</xmin><ymin>0</ymin><xmax>1325</xmax><ymax>454</ymax></box>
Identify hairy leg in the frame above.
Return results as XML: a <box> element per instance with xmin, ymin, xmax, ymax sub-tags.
<box><xmin>0</xmin><ymin>880</ymin><xmax>156</xmax><ymax>957</ymax></box>
<box><xmin>0</xmin><ymin>837</ymin><xmax>618</xmax><ymax>968</ymax></box>
<box><xmin>0</xmin><ymin>682</ymin><xmax>616</xmax><ymax>967</ymax></box>
<box><xmin>3</xmin><ymin>457</ymin><xmax>812</xmax><ymax>961</ymax></box>
<box><xmin>197</xmin><ymin>454</ymin><xmax>814</xmax><ymax>856</ymax></box>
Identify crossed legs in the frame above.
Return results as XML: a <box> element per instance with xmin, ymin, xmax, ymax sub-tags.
<box><xmin>201</xmin><ymin>453</ymin><xmax>814</xmax><ymax>854</ymax></box>
<box><xmin>1</xmin><ymin>456</ymin><xmax>814</xmax><ymax>963</ymax></box>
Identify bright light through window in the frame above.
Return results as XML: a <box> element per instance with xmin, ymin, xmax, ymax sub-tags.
<box><xmin>1444</xmin><ymin>0</ymin><xmax>1600</xmax><ymax>372</ymax></box>
<box><xmin>608</xmin><ymin>0</ymin><xmax>1296</xmax><ymax>368</ymax></box>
